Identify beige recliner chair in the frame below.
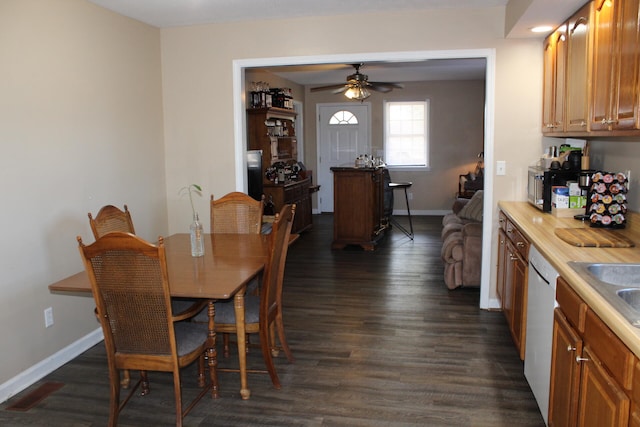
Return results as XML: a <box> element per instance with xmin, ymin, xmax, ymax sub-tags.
<box><xmin>441</xmin><ymin>191</ymin><xmax>483</xmax><ymax>289</ymax></box>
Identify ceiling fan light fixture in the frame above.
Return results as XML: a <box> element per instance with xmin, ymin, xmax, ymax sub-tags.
<box><xmin>344</xmin><ymin>85</ymin><xmax>370</xmax><ymax>101</ymax></box>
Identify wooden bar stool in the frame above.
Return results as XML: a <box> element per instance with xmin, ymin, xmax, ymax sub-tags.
<box><xmin>388</xmin><ymin>181</ymin><xmax>414</xmax><ymax>239</ymax></box>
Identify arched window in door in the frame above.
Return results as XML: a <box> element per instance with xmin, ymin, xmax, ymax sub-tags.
<box><xmin>329</xmin><ymin>110</ymin><xmax>359</xmax><ymax>125</ymax></box>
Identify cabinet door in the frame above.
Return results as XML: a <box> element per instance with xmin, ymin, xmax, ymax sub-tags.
<box><xmin>542</xmin><ymin>27</ymin><xmax>567</xmax><ymax>133</ymax></box>
<box><xmin>631</xmin><ymin>405</ymin><xmax>640</xmax><ymax>427</ymax></box>
<box><xmin>590</xmin><ymin>0</ymin><xmax>640</xmax><ymax>132</ymax></box>
<box><xmin>566</xmin><ymin>2</ymin><xmax>592</xmax><ymax>133</ymax></box>
<box><xmin>591</xmin><ymin>0</ymin><xmax>617</xmax><ymax>131</ymax></box>
<box><xmin>577</xmin><ymin>347</ymin><xmax>630</xmax><ymax>427</ymax></box>
<box><xmin>511</xmin><ymin>252</ymin><xmax>528</xmax><ymax>361</ymax></box>
<box><xmin>496</xmin><ymin>228</ymin><xmax>508</xmax><ymax>308</ymax></box>
<box><xmin>502</xmin><ymin>239</ymin><xmax>516</xmax><ymax>329</ymax></box>
<box><xmin>613</xmin><ymin>0</ymin><xmax>640</xmax><ymax>130</ymax></box>
<box><xmin>549</xmin><ymin>309</ymin><xmax>583</xmax><ymax>427</ymax></box>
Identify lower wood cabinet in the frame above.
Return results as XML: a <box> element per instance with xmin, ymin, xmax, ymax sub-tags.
<box><xmin>496</xmin><ymin>210</ymin><xmax>529</xmax><ymax>360</ymax></box>
<box><xmin>263</xmin><ymin>178</ymin><xmax>312</xmax><ymax>234</ymax></box>
<box><xmin>331</xmin><ymin>167</ymin><xmax>387</xmax><ymax>251</ymax></box>
<box><xmin>550</xmin><ymin>276</ymin><xmax>635</xmax><ymax>427</ymax></box>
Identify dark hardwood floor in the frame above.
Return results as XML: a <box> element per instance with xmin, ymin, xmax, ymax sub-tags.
<box><xmin>0</xmin><ymin>214</ymin><xmax>545</xmax><ymax>426</ymax></box>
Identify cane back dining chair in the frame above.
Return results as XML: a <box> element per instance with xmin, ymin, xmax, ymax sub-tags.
<box><xmin>88</xmin><ymin>204</ymin><xmax>137</xmax><ymax>388</ymax></box>
<box><xmin>172</xmin><ymin>191</ymin><xmax>266</xmax><ymax>318</ymax></box>
<box><xmin>180</xmin><ymin>192</ymin><xmax>267</xmax><ymax>342</ymax></box>
<box><xmin>212</xmin><ymin>203</ymin><xmax>296</xmax><ymax>389</ymax></box>
<box><xmin>88</xmin><ymin>204</ymin><xmax>135</xmax><ymax>238</ymax></box>
<box><xmin>77</xmin><ymin>232</ymin><xmax>215</xmax><ymax>427</ymax></box>
<box><xmin>210</xmin><ymin>192</ymin><xmax>264</xmax><ymax>234</ymax></box>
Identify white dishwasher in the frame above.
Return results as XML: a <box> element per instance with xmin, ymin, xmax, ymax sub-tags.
<box><xmin>524</xmin><ymin>244</ymin><xmax>558</xmax><ymax>427</ymax></box>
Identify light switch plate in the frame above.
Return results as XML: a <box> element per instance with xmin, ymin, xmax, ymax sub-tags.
<box><xmin>496</xmin><ymin>160</ymin><xmax>506</xmax><ymax>176</ymax></box>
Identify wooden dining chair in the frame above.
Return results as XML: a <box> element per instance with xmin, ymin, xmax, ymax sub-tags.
<box><xmin>212</xmin><ymin>204</ymin><xmax>296</xmax><ymax>389</ymax></box>
<box><xmin>77</xmin><ymin>232</ymin><xmax>215</xmax><ymax>427</ymax></box>
<box><xmin>88</xmin><ymin>204</ymin><xmax>135</xmax><ymax>238</ymax></box>
<box><xmin>210</xmin><ymin>192</ymin><xmax>264</xmax><ymax>234</ymax></box>
<box><xmin>88</xmin><ymin>204</ymin><xmax>137</xmax><ymax>388</ymax></box>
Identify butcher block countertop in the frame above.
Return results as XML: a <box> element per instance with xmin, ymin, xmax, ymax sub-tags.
<box><xmin>499</xmin><ymin>201</ymin><xmax>640</xmax><ymax>358</ymax></box>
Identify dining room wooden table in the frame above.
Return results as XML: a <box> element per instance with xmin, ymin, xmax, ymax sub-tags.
<box><xmin>49</xmin><ymin>232</ymin><xmax>269</xmax><ymax>400</ymax></box>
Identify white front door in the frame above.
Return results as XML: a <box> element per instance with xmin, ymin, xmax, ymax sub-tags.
<box><xmin>317</xmin><ymin>104</ymin><xmax>370</xmax><ymax>212</ymax></box>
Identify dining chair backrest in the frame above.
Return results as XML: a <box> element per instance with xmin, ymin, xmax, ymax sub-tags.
<box><xmin>80</xmin><ymin>232</ymin><xmax>174</xmax><ymax>355</ymax></box>
<box><xmin>261</xmin><ymin>203</ymin><xmax>295</xmax><ymax>335</ymax></box>
<box><xmin>88</xmin><ymin>204</ymin><xmax>135</xmax><ymax>239</ymax></box>
<box><xmin>77</xmin><ymin>232</ymin><xmax>212</xmax><ymax>427</ymax></box>
<box><xmin>210</xmin><ymin>192</ymin><xmax>264</xmax><ymax>234</ymax></box>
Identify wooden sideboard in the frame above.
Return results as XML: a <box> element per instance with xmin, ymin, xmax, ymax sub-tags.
<box><xmin>331</xmin><ymin>167</ymin><xmax>388</xmax><ymax>251</ymax></box>
<box><xmin>263</xmin><ymin>178</ymin><xmax>312</xmax><ymax>234</ymax></box>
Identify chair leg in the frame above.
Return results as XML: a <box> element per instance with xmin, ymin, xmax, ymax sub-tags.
<box><xmin>269</xmin><ymin>323</ymin><xmax>279</xmax><ymax>357</ymax></box>
<box><xmin>223</xmin><ymin>333</ymin><xmax>230</xmax><ymax>358</ymax></box>
<box><xmin>259</xmin><ymin>323</ymin><xmax>281</xmax><ymax>389</ymax></box>
<box><xmin>108</xmin><ymin>370</ymin><xmax>121</xmax><ymax>427</ymax></box>
<box><xmin>275</xmin><ymin>312</ymin><xmax>294</xmax><ymax>363</ymax></box>
<box><xmin>121</xmin><ymin>369</ymin><xmax>130</xmax><ymax>388</ymax></box>
<box><xmin>197</xmin><ymin>354</ymin><xmax>206</xmax><ymax>387</ymax></box>
<box><xmin>172</xmin><ymin>370</ymin><xmax>184</xmax><ymax>427</ymax></box>
<box><xmin>140</xmin><ymin>370</ymin><xmax>150</xmax><ymax>396</ymax></box>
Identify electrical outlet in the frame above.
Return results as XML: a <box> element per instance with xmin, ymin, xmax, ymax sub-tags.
<box><xmin>408</xmin><ymin>192</ymin><xmax>413</xmax><ymax>200</ymax></box>
<box><xmin>44</xmin><ymin>307</ymin><xmax>54</xmax><ymax>328</ymax></box>
<box><xmin>627</xmin><ymin>170</ymin><xmax>632</xmax><ymax>190</ymax></box>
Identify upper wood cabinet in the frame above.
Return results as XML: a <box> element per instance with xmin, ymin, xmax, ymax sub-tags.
<box><xmin>565</xmin><ymin>2</ymin><xmax>592</xmax><ymax>133</ymax></box>
<box><xmin>543</xmin><ymin>0</ymin><xmax>640</xmax><ymax>137</ymax></box>
<box><xmin>590</xmin><ymin>0</ymin><xmax>640</xmax><ymax>132</ymax></box>
<box><xmin>543</xmin><ymin>25</ymin><xmax>568</xmax><ymax>133</ymax></box>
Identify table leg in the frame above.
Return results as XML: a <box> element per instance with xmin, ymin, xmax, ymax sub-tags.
<box><xmin>233</xmin><ymin>286</ymin><xmax>250</xmax><ymax>400</ymax></box>
<box><xmin>207</xmin><ymin>300</ymin><xmax>220</xmax><ymax>398</ymax></box>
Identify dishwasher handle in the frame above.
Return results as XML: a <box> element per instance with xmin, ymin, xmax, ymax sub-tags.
<box><xmin>529</xmin><ymin>261</ymin><xmax>551</xmax><ymax>285</ymax></box>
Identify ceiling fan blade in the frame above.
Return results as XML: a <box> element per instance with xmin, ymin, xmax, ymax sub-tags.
<box><xmin>310</xmin><ymin>84</ymin><xmax>348</xmax><ymax>93</ymax></box>
<box><xmin>368</xmin><ymin>82</ymin><xmax>405</xmax><ymax>89</ymax></box>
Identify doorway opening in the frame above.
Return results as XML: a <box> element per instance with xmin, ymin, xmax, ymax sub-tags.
<box><xmin>232</xmin><ymin>49</ymin><xmax>496</xmax><ymax>310</ymax></box>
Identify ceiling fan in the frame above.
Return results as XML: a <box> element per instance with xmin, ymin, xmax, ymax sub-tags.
<box><xmin>310</xmin><ymin>63</ymin><xmax>404</xmax><ymax>101</ymax></box>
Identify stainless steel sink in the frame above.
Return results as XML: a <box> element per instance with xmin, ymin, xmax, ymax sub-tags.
<box><xmin>568</xmin><ymin>262</ymin><xmax>640</xmax><ymax>327</ymax></box>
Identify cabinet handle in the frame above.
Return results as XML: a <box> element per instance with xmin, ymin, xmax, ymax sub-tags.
<box><xmin>576</xmin><ymin>356</ymin><xmax>589</xmax><ymax>363</ymax></box>
<box><xmin>545</xmin><ymin>123</ymin><xmax>555</xmax><ymax>129</ymax></box>
<box><xmin>602</xmin><ymin>118</ymin><xmax>618</xmax><ymax>125</ymax></box>
<box><xmin>580</xmin><ymin>121</ymin><xmax>586</xmax><ymax>127</ymax></box>
<box><xmin>499</xmin><ymin>218</ymin><xmax>504</xmax><ymax>224</ymax></box>
<box><xmin>567</xmin><ymin>345</ymin><xmax>576</xmax><ymax>352</ymax></box>
<box><xmin>516</xmin><ymin>241</ymin><xmax>525</xmax><ymax>248</ymax></box>
<box><xmin>509</xmin><ymin>254</ymin><xmax>519</xmax><ymax>261</ymax></box>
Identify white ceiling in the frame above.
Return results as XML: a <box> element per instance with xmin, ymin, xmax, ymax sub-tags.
<box><xmin>87</xmin><ymin>0</ymin><xmax>585</xmax><ymax>84</ymax></box>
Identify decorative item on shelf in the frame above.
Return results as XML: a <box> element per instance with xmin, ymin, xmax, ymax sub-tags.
<box><xmin>588</xmin><ymin>171</ymin><xmax>628</xmax><ymax>229</ymax></box>
<box><xmin>179</xmin><ymin>183</ymin><xmax>205</xmax><ymax>256</ymax></box>
<box><xmin>270</xmin><ymin>87</ymin><xmax>294</xmax><ymax>109</ymax></box>
<box><xmin>249</xmin><ymin>81</ymin><xmax>272</xmax><ymax>109</ymax></box>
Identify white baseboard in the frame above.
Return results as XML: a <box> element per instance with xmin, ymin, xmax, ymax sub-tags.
<box><xmin>484</xmin><ymin>297</ymin><xmax>502</xmax><ymax>311</ymax></box>
<box><xmin>0</xmin><ymin>328</ymin><xmax>103</xmax><ymax>404</ymax></box>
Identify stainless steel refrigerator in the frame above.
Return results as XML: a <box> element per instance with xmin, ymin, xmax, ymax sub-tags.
<box><xmin>247</xmin><ymin>149</ymin><xmax>263</xmax><ymax>201</ymax></box>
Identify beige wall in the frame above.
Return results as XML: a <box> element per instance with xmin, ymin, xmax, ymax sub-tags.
<box><xmin>0</xmin><ymin>0</ymin><xmax>166</xmax><ymax>388</ymax></box>
<box><xmin>159</xmin><ymin>7</ymin><xmax>544</xmax><ymax>236</ymax></box>
<box><xmin>304</xmin><ymin>80</ymin><xmax>485</xmax><ymax>212</ymax></box>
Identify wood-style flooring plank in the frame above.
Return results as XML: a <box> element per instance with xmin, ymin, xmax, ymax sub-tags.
<box><xmin>0</xmin><ymin>214</ymin><xmax>544</xmax><ymax>426</ymax></box>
